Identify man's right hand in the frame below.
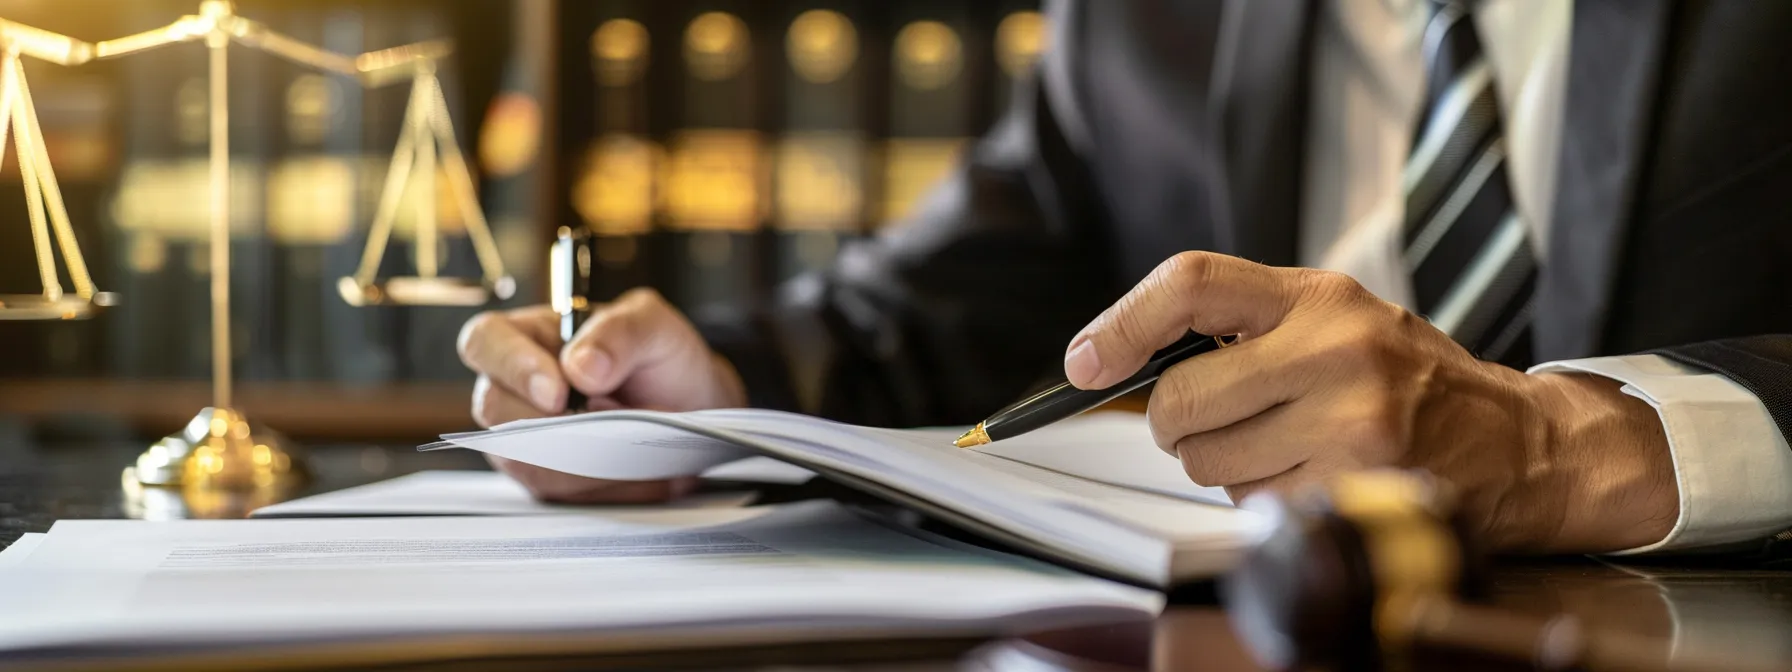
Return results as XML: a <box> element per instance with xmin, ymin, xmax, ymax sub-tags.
<box><xmin>456</xmin><ymin>288</ymin><xmax>748</xmax><ymax>503</ymax></box>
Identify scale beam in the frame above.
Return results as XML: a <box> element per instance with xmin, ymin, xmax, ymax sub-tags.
<box><xmin>0</xmin><ymin>20</ymin><xmax>96</xmax><ymax>65</ymax></box>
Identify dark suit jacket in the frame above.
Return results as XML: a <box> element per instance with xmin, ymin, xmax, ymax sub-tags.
<box><xmin>702</xmin><ymin>0</ymin><xmax>1792</xmax><ymax>445</ymax></box>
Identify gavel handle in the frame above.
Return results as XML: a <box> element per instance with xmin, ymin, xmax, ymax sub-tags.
<box><xmin>1404</xmin><ymin>596</ymin><xmax>1774</xmax><ymax>672</ymax></box>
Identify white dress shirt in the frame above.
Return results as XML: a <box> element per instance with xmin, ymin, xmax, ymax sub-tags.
<box><xmin>1302</xmin><ymin>0</ymin><xmax>1792</xmax><ymax>552</ymax></box>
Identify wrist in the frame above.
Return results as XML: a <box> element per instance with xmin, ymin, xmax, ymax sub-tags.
<box><xmin>1515</xmin><ymin>372</ymin><xmax>1679</xmax><ymax>553</ymax></box>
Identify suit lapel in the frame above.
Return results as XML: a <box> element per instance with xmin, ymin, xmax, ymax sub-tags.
<box><xmin>1536</xmin><ymin>0</ymin><xmax>1674</xmax><ymax>360</ymax></box>
<box><xmin>1207</xmin><ymin>0</ymin><xmax>1314</xmax><ymax>267</ymax></box>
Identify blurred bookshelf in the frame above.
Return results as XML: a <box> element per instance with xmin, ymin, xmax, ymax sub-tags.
<box><xmin>0</xmin><ymin>0</ymin><xmax>1045</xmax><ymax>442</ymax></box>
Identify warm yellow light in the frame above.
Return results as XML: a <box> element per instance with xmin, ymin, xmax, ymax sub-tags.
<box><xmin>267</xmin><ymin>157</ymin><xmax>355</xmax><ymax>244</ymax></box>
<box><xmin>573</xmin><ymin>135</ymin><xmax>659</xmax><ymax>237</ymax></box>
<box><xmin>995</xmin><ymin>11</ymin><xmax>1050</xmax><ymax>78</ymax></box>
<box><xmin>661</xmin><ymin>130</ymin><xmax>765</xmax><ymax>231</ymax></box>
<box><xmin>880</xmin><ymin>138</ymin><xmax>966</xmax><ymax>226</ymax></box>
<box><xmin>684</xmin><ymin>12</ymin><xmax>750</xmax><ymax>82</ymax></box>
<box><xmin>591</xmin><ymin>18</ymin><xmax>650</xmax><ymax>87</ymax></box>
<box><xmin>787</xmin><ymin>9</ymin><xmax>857</xmax><ymax>84</ymax></box>
<box><xmin>478</xmin><ymin>93</ymin><xmax>541</xmax><ymax>179</ymax></box>
<box><xmin>894</xmin><ymin>20</ymin><xmax>962</xmax><ymax>90</ymax></box>
<box><xmin>111</xmin><ymin>160</ymin><xmax>264</xmax><ymax>241</ymax></box>
<box><xmin>775</xmin><ymin>132</ymin><xmax>864</xmax><ymax>232</ymax></box>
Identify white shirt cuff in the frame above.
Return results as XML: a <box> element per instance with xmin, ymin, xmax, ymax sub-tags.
<box><xmin>1530</xmin><ymin>354</ymin><xmax>1792</xmax><ymax>554</ymax></box>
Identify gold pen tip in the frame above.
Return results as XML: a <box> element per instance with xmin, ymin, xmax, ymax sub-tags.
<box><xmin>953</xmin><ymin>423</ymin><xmax>991</xmax><ymax>448</ymax></box>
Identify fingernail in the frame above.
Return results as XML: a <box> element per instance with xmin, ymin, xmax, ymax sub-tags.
<box><xmin>528</xmin><ymin>373</ymin><xmax>561</xmax><ymax>411</ymax></box>
<box><xmin>1065</xmin><ymin>338</ymin><xmax>1103</xmax><ymax>387</ymax></box>
<box><xmin>569</xmin><ymin>347</ymin><xmax>611</xmax><ymax>385</ymax></box>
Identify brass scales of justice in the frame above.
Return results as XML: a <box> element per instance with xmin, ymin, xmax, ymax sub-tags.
<box><xmin>0</xmin><ymin>0</ymin><xmax>514</xmax><ymax>492</ymax></box>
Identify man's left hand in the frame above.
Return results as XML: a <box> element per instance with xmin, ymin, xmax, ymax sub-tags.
<box><xmin>1064</xmin><ymin>252</ymin><xmax>1679</xmax><ymax>553</ymax></box>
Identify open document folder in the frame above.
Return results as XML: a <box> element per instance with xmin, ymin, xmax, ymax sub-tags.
<box><xmin>0</xmin><ymin>502</ymin><xmax>1159</xmax><ymax>667</ymax></box>
<box><xmin>427</xmin><ymin>410</ymin><xmax>1265</xmax><ymax>588</ymax></box>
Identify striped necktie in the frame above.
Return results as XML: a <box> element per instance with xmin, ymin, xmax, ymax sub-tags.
<box><xmin>1403</xmin><ymin>1</ymin><xmax>1536</xmax><ymax>366</ymax></box>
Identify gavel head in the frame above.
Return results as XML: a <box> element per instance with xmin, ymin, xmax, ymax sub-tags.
<box><xmin>1221</xmin><ymin>471</ymin><xmax>1486</xmax><ymax>672</ymax></box>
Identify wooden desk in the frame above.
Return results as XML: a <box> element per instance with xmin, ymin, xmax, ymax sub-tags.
<box><xmin>3</xmin><ymin>437</ymin><xmax>1789</xmax><ymax>671</ymax></box>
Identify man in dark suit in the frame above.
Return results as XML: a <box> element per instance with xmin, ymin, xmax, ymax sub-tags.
<box><xmin>459</xmin><ymin>0</ymin><xmax>1792</xmax><ymax>554</ymax></box>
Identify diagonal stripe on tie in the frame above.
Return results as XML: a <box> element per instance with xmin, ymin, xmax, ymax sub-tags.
<box><xmin>1403</xmin><ymin>61</ymin><xmax>1498</xmax><ymax>234</ymax></box>
<box><xmin>1426</xmin><ymin>213</ymin><xmax>1530</xmax><ymax>337</ymax></box>
<box><xmin>1402</xmin><ymin>1</ymin><xmax>1539</xmax><ymax>365</ymax></box>
<box><xmin>1406</xmin><ymin>138</ymin><xmax>1506</xmax><ymax>271</ymax></box>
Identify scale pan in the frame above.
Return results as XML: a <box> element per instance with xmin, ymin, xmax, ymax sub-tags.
<box><xmin>337</xmin><ymin>276</ymin><xmax>515</xmax><ymax>307</ymax></box>
<box><xmin>0</xmin><ymin>292</ymin><xmax>118</xmax><ymax>320</ymax></box>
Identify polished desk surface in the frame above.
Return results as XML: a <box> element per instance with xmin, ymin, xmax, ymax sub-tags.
<box><xmin>4</xmin><ymin>434</ymin><xmax>1791</xmax><ymax>671</ymax></box>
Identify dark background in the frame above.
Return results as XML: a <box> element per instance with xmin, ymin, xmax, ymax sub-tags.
<box><xmin>0</xmin><ymin>0</ymin><xmax>1044</xmax><ymax>442</ymax></box>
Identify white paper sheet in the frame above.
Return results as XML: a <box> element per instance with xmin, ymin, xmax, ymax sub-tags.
<box><xmin>967</xmin><ymin>412</ymin><xmax>1233</xmax><ymax>506</ymax></box>
<box><xmin>250</xmin><ymin>471</ymin><xmax>760</xmax><ymax>519</ymax></box>
<box><xmin>0</xmin><ymin>533</ymin><xmax>43</xmax><ymax>569</ymax></box>
<box><xmin>431</xmin><ymin>413</ymin><xmax>1216</xmax><ymax>502</ymax></box>
<box><xmin>433</xmin><ymin>409</ymin><xmax>1262</xmax><ymax>586</ymax></box>
<box><xmin>700</xmin><ymin>456</ymin><xmax>817</xmax><ymax>485</ymax></box>
<box><xmin>426</xmin><ymin>417</ymin><xmax>755</xmax><ymax>480</ymax></box>
<box><xmin>0</xmin><ymin>502</ymin><xmax>1160</xmax><ymax>658</ymax></box>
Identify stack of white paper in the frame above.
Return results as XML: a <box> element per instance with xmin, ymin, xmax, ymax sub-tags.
<box><xmin>0</xmin><ymin>502</ymin><xmax>1161</xmax><ymax>667</ymax></box>
<box><xmin>428</xmin><ymin>410</ymin><xmax>1264</xmax><ymax>587</ymax></box>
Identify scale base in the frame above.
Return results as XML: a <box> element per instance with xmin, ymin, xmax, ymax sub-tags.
<box><xmin>338</xmin><ymin>276</ymin><xmax>515</xmax><ymax>307</ymax></box>
<box><xmin>129</xmin><ymin>407</ymin><xmax>308</xmax><ymax>491</ymax></box>
<box><xmin>0</xmin><ymin>292</ymin><xmax>118</xmax><ymax>320</ymax></box>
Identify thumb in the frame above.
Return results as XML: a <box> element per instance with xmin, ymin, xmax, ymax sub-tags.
<box><xmin>560</xmin><ymin>288</ymin><xmax>726</xmax><ymax>411</ymax></box>
<box><xmin>1067</xmin><ymin>252</ymin><xmax>1296</xmax><ymax>389</ymax></box>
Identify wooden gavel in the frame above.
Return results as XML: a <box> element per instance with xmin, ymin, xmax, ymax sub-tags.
<box><xmin>1220</xmin><ymin>471</ymin><xmax>1772</xmax><ymax>672</ymax></box>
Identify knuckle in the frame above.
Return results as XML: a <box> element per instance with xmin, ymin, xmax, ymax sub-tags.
<box><xmin>1108</xmin><ymin>308</ymin><xmax>1158</xmax><ymax>352</ymax></box>
<box><xmin>1160</xmin><ymin>251</ymin><xmax>1215</xmax><ymax>295</ymax></box>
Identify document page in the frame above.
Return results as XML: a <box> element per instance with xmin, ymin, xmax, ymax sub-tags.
<box><xmin>426</xmin><ymin>415</ymin><xmax>757</xmax><ymax>479</ymax></box>
<box><xmin>434</xmin><ymin>409</ymin><xmax>1263</xmax><ymax>585</ymax></box>
<box><xmin>0</xmin><ymin>502</ymin><xmax>1160</xmax><ymax>658</ymax></box>
<box><xmin>965</xmin><ymin>412</ymin><xmax>1233</xmax><ymax>506</ymax></box>
<box><xmin>0</xmin><ymin>533</ymin><xmax>43</xmax><ymax>569</ymax></box>
<box><xmin>250</xmin><ymin>470</ymin><xmax>760</xmax><ymax>518</ymax></box>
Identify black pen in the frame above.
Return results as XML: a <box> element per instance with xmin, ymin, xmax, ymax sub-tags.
<box><xmin>952</xmin><ymin>331</ymin><xmax>1233</xmax><ymax>447</ymax></box>
<box><xmin>549</xmin><ymin>226</ymin><xmax>594</xmax><ymax>412</ymax></box>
